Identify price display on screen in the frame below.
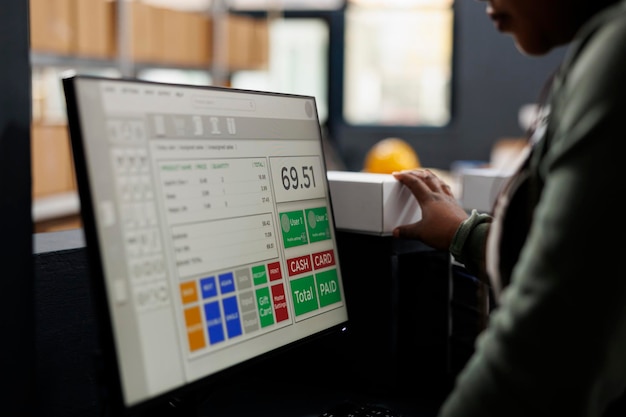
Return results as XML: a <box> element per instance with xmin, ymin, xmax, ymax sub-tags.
<box><xmin>270</xmin><ymin>156</ymin><xmax>325</xmax><ymax>203</ymax></box>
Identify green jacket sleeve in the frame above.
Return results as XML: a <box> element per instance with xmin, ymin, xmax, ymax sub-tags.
<box><xmin>449</xmin><ymin>209</ymin><xmax>492</xmax><ymax>282</ymax></box>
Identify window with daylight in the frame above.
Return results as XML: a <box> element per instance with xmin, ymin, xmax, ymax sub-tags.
<box><xmin>344</xmin><ymin>0</ymin><xmax>454</xmax><ymax>126</ymax></box>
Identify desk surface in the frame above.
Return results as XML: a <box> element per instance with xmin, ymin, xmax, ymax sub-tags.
<box><xmin>33</xmin><ymin>228</ymin><xmax>85</xmax><ymax>254</ymax></box>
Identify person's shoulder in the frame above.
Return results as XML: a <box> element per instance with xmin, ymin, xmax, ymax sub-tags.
<box><xmin>575</xmin><ymin>2</ymin><xmax>626</xmax><ymax>66</ymax></box>
<box><xmin>560</xmin><ymin>4</ymin><xmax>626</xmax><ymax>101</ymax></box>
<box><xmin>546</xmin><ymin>3</ymin><xmax>626</xmax><ymax>150</ymax></box>
<box><xmin>591</xmin><ymin>2</ymin><xmax>626</xmax><ymax>47</ymax></box>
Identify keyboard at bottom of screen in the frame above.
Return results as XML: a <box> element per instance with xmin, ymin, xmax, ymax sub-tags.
<box><xmin>319</xmin><ymin>401</ymin><xmax>405</xmax><ymax>417</ymax></box>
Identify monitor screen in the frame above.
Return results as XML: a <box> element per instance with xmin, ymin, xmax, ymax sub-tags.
<box><xmin>63</xmin><ymin>75</ymin><xmax>349</xmax><ymax>414</ymax></box>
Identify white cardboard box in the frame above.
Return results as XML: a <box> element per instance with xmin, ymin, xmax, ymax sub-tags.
<box><xmin>326</xmin><ymin>170</ymin><xmax>422</xmax><ymax>236</ymax></box>
<box><xmin>460</xmin><ymin>168</ymin><xmax>511</xmax><ymax>213</ymax></box>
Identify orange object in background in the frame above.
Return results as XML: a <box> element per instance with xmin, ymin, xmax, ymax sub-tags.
<box><xmin>363</xmin><ymin>137</ymin><xmax>421</xmax><ymax>174</ymax></box>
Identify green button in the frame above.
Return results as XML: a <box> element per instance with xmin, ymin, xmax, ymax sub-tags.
<box><xmin>306</xmin><ymin>207</ymin><xmax>331</xmax><ymax>243</ymax></box>
<box><xmin>290</xmin><ymin>275</ymin><xmax>318</xmax><ymax>316</ymax></box>
<box><xmin>316</xmin><ymin>269</ymin><xmax>341</xmax><ymax>307</ymax></box>
<box><xmin>256</xmin><ymin>287</ymin><xmax>274</xmax><ymax>328</ymax></box>
<box><xmin>280</xmin><ymin>210</ymin><xmax>308</xmax><ymax>248</ymax></box>
<box><xmin>252</xmin><ymin>265</ymin><xmax>267</xmax><ymax>286</ymax></box>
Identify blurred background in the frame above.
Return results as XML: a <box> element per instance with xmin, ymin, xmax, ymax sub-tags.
<box><xmin>29</xmin><ymin>0</ymin><xmax>565</xmax><ymax>232</ymax></box>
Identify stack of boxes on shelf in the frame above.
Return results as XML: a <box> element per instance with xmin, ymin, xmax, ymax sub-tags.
<box><xmin>29</xmin><ymin>0</ymin><xmax>270</xmax><ymax>231</ymax></box>
<box><xmin>31</xmin><ymin>125</ymin><xmax>75</xmax><ymax>200</ymax></box>
<box><xmin>29</xmin><ymin>0</ymin><xmax>269</xmax><ymax>69</ymax></box>
<box><xmin>31</xmin><ymin>121</ymin><xmax>82</xmax><ymax>232</ymax></box>
<box><xmin>129</xmin><ymin>1</ymin><xmax>213</xmax><ymax>67</ymax></box>
<box><xmin>30</xmin><ymin>0</ymin><xmax>118</xmax><ymax>59</ymax></box>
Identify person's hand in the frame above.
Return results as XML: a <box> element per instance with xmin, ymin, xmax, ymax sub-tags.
<box><xmin>392</xmin><ymin>169</ymin><xmax>468</xmax><ymax>250</ymax></box>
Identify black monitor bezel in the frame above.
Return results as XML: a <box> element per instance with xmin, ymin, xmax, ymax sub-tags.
<box><xmin>62</xmin><ymin>74</ymin><xmax>350</xmax><ymax>416</ymax></box>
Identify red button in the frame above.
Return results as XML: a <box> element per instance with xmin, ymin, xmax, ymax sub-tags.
<box><xmin>271</xmin><ymin>283</ymin><xmax>289</xmax><ymax>322</ymax></box>
<box><xmin>287</xmin><ymin>255</ymin><xmax>313</xmax><ymax>277</ymax></box>
<box><xmin>267</xmin><ymin>261</ymin><xmax>282</xmax><ymax>281</ymax></box>
<box><xmin>312</xmin><ymin>250</ymin><xmax>335</xmax><ymax>270</ymax></box>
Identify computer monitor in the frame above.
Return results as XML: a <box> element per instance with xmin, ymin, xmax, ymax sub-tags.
<box><xmin>62</xmin><ymin>75</ymin><xmax>349</xmax><ymax>415</ymax></box>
